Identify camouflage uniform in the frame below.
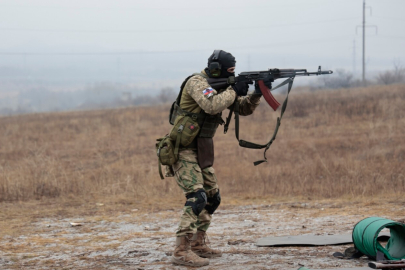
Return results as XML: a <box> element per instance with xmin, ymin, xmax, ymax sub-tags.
<box><xmin>173</xmin><ymin>70</ymin><xmax>261</xmax><ymax>236</ymax></box>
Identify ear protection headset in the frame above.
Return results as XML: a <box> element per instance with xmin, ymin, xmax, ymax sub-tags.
<box><xmin>208</xmin><ymin>50</ymin><xmax>221</xmax><ymax>78</ymax></box>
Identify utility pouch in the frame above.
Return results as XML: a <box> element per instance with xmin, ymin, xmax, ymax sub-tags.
<box><xmin>197</xmin><ymin>137</ymin><xmax>214</xmax><ymax>169</ymax></box>
<box><xmin>169</xmin><ymin>115</ymin><xmax>200</xmax><ymax>147</ymax></box>
<box><xmin>156</xmin><ymin>136</ymin><xmax>177</xmax><ymax>179</ymax></box>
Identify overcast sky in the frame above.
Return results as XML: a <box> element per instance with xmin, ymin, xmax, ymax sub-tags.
<box><xmin>0</xmin><ymin>0</ymin><xmax>404</xmax><ymax>88</ymax></box>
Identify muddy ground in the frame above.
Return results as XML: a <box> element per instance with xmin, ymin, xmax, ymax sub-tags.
<box><xmin>0</xmin><ymin>199</ymin><xmax>403</xmax><ymax>270</ymax></box>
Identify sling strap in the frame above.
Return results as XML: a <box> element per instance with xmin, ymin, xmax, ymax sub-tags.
<box><xmin>157</xmin><ymin>138</ymin><xmax>166</xmax><ymax>180</ymax></box>
<box><xmin>232</xmin><ymin>77</ymin><xmax>295</xmax><ymax>166</ymax></box>
<box><xmin>174</xmin><ymin>117</ymin><xmax>189</xmax><ymax>157</ymax></box>
<box><xmin>223</xmin><ymin>98</ymin><xmax>236</xmax><ymax>134</ymax></box>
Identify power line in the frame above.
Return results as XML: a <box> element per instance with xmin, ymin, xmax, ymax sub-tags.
<box><xmin>376</xmin><ymin>35</ymin><xmax>405</xmax><ymax>40</ymax></box>
<box><xmin>0</xmin><ymin>1</ymin><xmax>336</xmax><ymax>11</ymax></box>
<box><xmin>0</xmin><ymin>17</ymin><xmax>360</xmax><ymax>33</ymax></box>
<box><xmin>0</xmin><ymin>35</ymin><xmax>355</xmax><ymax>56</ymax></box>
<box><xmin>373</xmin><ymin>16</ymin><xmax>405</xmax><ymax>23</ymax></box>
<box><xmin>0</xmin><ymin>34</ymin><xmax>401</xmax><ymax>57</ymax></box>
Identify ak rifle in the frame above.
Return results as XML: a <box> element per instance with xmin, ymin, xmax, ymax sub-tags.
<box><xmin>207</xmin><ymin>66</ymin><xmax>333</xmax><ymax>111</ymax></box>
<box><xmin>207</xmin><ymin>66</ymin><xmax>333</xmax><ymax>166</ymax></box>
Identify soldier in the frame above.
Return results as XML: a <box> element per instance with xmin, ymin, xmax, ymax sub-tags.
<box><xmin>170</xmin><ymin>50</ymin><xmax>262</xmax><ymax>267</ymax></box>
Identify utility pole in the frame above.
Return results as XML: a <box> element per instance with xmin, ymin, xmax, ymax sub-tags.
<box><xmin>362</xmin><ymin>0</ymin><xmax>365</xmax><ymax>84</ymax></box>
<box><xmin>356</xmin><ymin>0</ymin><xmax>377</xmax><ymax>86</ymax></box>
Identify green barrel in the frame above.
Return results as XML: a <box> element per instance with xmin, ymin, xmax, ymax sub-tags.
<box><xmin>352</xmin><ymin>217</ymin><xmax>405</xmax><ymax>260</ymax></box>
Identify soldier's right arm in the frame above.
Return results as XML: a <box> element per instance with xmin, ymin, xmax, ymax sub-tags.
<box><xmin>186</xmin><ymin>75</ymin><xmax>236</xmax><ymax>115</ymax></box>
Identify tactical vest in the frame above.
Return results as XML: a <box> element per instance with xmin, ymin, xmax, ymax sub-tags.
<box><xmin>169</xmin><ymin>73</ymin><xmax>225</xmax><ymax>148</ymax></box>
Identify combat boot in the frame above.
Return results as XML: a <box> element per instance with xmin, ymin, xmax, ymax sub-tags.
<box><xmin>191</xmin><ymin>230</ymin><xmax>223</xmax><ymax>258</ymax></box>
<box><xmin>171</xmin><ymin>233</ymin><xmax>209</xmax><ymax>267</ymax></box>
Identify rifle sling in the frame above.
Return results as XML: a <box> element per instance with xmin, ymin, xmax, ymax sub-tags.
<box><xmin>158</xmin><ymin>159</ymin><xmax>164</xmax><ymax>180</ymax></box>
<box><xmin>157</xmin><ymin>138</ymin><xmax>167</xmax><ymax>180</ymax></box>
<box><xmin>233</xmin><ymin>77</ymin><xmax>295</xmax><ymax>166</ymax></box>
<box><xmin>223</xmin><ymin>99</ymin><xmax>236</xmax><ymax>134</ymax></box>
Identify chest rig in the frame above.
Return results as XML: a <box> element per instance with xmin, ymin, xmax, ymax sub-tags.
<box><xmin>168</xmin><ymin>73</ymin><xmax>225</xmax><ymax>170</ymax></box>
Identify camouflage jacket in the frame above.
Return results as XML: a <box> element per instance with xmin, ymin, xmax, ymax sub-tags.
<box><xmin>179</xmin><ymin>70</ymin><xmax>261</xmax><ymax>116</ymax></box>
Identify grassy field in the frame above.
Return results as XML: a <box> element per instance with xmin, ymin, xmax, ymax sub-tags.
<box><xmin>0</xmin><ymin>84</ymin><xmax>404</xmax><ymax>203</ymax></box>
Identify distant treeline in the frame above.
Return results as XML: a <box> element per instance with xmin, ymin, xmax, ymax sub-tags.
<box><xmin>0</xmin><ymin>65</ymin><xmax>404</xmax><ymax>116</ymax></box>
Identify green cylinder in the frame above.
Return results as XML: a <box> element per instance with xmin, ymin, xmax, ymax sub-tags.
<box><xmin>352</xmin><ymin>217</ymin><xmax>405</xmax><ymax>260</ymax></box>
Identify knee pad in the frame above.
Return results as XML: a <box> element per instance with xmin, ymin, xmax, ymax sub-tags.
<box><xmin>185</xmin><ymin>189</ymin><xmax>207</xmax><ymax>216</ymax></box>
<box><xmin>205</xmin><ymin>190</ymin><xmax>221</xmax><ymax>214</ymax></box>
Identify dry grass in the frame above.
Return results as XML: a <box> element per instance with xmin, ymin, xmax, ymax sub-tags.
<box><xmin>0</xmin><ymin>84</ymin><xmax>404</xmax><ymax>203</ymax></box>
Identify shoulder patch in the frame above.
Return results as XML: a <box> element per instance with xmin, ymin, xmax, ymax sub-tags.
<box><xmin>203</xmin><ymin>87</ymin><xmax>214</xmax><ymax>99</ymax></box>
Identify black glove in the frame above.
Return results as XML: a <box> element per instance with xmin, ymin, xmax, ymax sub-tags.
<box><xmin>254</xmin><ymin>82</ymin><xmax>262</xmax><ymax>95</ymax></box>
<box><xmin>232</xmin><ymin>81</ymin><xmax>249</xmax><ymax>96</ymax></box>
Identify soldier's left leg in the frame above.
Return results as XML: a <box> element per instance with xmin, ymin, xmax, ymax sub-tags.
<box><xmin>195</xmin><ymin>166</ymin><xmax>220</xmax><ymax>232</ymax></box>
<box><xmin>191</xmin><ymin>166</ymin><xmax>222</xmax><ymax>258</ymax></box>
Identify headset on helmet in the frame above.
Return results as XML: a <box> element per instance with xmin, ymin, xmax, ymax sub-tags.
<box><xmin>208</xmin><ymin>50</ymin><xmax>222</xmax><ymax>78</ymax></box>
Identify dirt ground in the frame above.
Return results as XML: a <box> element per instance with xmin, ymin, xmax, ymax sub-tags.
<box><xmin>0</xmin><ymin>198</ymin><xmax>404</xmax><ymax>270</ymax></box>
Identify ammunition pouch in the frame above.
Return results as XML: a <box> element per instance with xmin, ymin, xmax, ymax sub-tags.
<box><xmin>169</xmin><ymin>115</ymin><xmax>200</xmax><ymax>148</ymax></box>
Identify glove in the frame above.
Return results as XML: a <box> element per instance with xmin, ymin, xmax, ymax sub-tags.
<box><xmin>232</xmin><ymin>81</ymin><xmax>249</xmax><ymax>96</ymax></box>
<box><xmin>254</xmin><ymin>82</ymin><xmax>262</xmax><ymax>95</ymax></box>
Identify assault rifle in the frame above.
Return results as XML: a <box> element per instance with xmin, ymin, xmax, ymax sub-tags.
<box><xmin>206</xmin><ymin>66</ymin><xmax>333</xmax><ymax>166</ymax></box>
<box><xmin>207</xmin><ymin>66</ymin><xmax>333</xmax><ymax>111</ymax></box>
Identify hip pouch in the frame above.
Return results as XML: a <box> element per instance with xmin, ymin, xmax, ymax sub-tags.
<box><xmin>156</xmin><ymin>115</ymin><xmax>200</xmax><ymax>180</ymax></box>
<box><xmin>156</xmin><ymin>135</ymin><xmax>177</xmax><ymax>179</ymax></box>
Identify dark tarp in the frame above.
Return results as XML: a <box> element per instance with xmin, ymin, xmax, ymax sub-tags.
<box><xmin>291</xmin><ymin>267</ymin><xmax>371</xmax><ymax>270</ymax></box>
<box><xmin>257</xmin><ymin>232</ymin><xmax>390</xmax><ymax>247</ymax></box>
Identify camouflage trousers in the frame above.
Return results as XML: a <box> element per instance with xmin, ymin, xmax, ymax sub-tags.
<box><xmin>171</xmin><ymin>149</ymin><xmax>219</xmax><ymax>237</ymax></box>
